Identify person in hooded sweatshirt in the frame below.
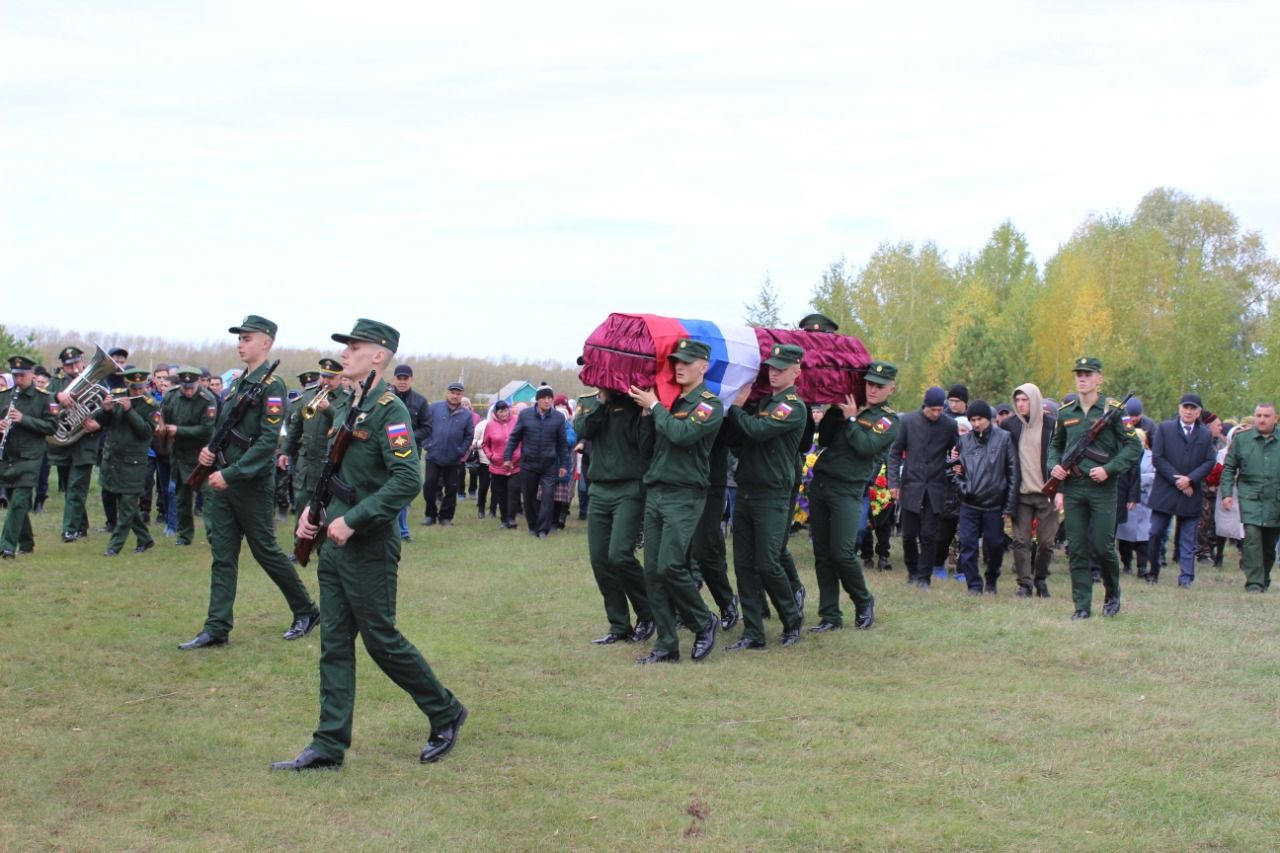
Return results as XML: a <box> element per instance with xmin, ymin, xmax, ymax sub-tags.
<box><xmin>999</xmin><ymin>383</ymin><xmax>1059</xmax><ymax>598</ymax></box>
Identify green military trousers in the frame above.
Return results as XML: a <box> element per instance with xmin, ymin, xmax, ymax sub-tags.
<box><xmin>732</xmin><ymin>489</ymin><xmax>801</xmax><ymax>643</ymax></box>
<box><xmin>0</xmin><ymin>486</ymin><xmax>35</xmax><ymax>552</ymax></box>
<box><xmin>169</xmin><ymin>455</ymin><xmax>204</xmax><ymax>545</ymax></box>
<box><xmin>808</xmin><ymin>476</ymin><xmax>872</xmax><ymax>627</ymax></box>
<box><xmin>309</xmin><ymin>527</ymin><xmax>462</xmax><ymax>762</ymax></box>
<box><xmin>1063</xmin><ymin>479</ymin><xmax>1120</xmax><ymax>613</ymax></box>
<box><xmin>201</xmin><ymin>475</ymin><xmax>318</xmax><ymax>640</ymax></box>
<box><xmin>107</xmin><ymin>491</ymin><xmax>154</xmax><ymax>553</ymax></box>
<box><xmin>586</xmin><ymin>481</ymin><xmax>652</xmax><ymax>636</ymax></box>
<box><xmin>642</xmin><ymin>484</ymin><xmax>715</xmax><ymax>655</ymax></box>
<box><xmin>689</xmin><ymin>485</ymin><xmax>736</xmax><ymax>612</ymax></box>
<box><xmin>1240</xmin><ymin>524</ymin><xmax>1278</xmax><ymax>592</ymax></box>
<box><xmin>61</xmin><ymin>462</ymin><xmax>93</xmax><ymax>537</ymax></box>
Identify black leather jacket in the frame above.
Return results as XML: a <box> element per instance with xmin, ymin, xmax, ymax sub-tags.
<box><xmin>952</xmin><ymin>425</ymin><xmax>1019</xmax><ymax>514</ymax></box>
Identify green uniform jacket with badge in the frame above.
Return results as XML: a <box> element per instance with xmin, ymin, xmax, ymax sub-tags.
<box><xmin>573</xmin><ymin>394</ymin><xmax>654</xmax><ymax>484</ymax></box>
<box><xmin>283</xmin><ymin>386</ymin><xmax>335</xmax><ymax>493</ymax></box>
<box><xmin>99</xmin><ymin>398</ymin><xmax>155</xmax><ymax>494</ymax></box>
<box><xmin>1220</xmin><ymin>429</ymin><xmax>1280</xmax><ymax>527</ymax></box>
<box><xmin>215</xmin><ymin>361</ymin><xmax>288</xmax><ymax>485</ymax></box>
<box><xmin>322</xmin><ymin>380</ymin><xmax>421</xmax><ymax>531</ymax></box>
<box><xmin>642</xmin><ymin>384</ymin><xmax>724</xmax><ymax>489</ymax></box>
<box><xmin>1047</xmin><ymin>396</ymin><xmax>1142</xmax><ymax>481</ymax></box>
<box><xmin>0</xmin><ymin>384</ymin><xmax>57</xmax><ymax>487</ymax></box>
<box><xmin>161</xmin><ymin>387</ymin><xmax>218</xmax><ymax>463</ymax></box>
<box><xmin>44</xmin><ymin>373</ymin><xmax>100</xmax><ymax>467</ymax></box>
<box><xmin>728</xmin><ymin>387</ymin><xmax>808</xmax><ymax>491</ymax></box>
<box><xmin>813</xmin><ymin>402</ymin><xmax>899</xmax><ymax>486</ymax></box>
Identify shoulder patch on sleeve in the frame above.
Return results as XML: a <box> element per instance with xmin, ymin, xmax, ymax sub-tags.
<box><xmin>387</xmin><ymin>422</ymin><xmax>412</xmax><ymax>449</ymax></box>
<box><xmin>693</xmin><ymin>401</ymin><xmax>716</xmax><ymax>422</ymax></box>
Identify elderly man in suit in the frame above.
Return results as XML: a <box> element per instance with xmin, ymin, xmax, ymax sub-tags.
<box><xmin>1147</xmin><ymin>393</ymin><xmax>1218</xmax><ymax>587</ymax></box>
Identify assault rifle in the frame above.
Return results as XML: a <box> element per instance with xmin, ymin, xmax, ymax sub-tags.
<box><xmin>294</xmin><ymin>370</ymin><xmax>377</xmax><ymax>567</ymax></box>
<box><xmin>1042</xmin><ymin>393</ymin><xmax>1134</xmax><ymax>498</ymax></box>
<box><xmin>186</xmin><ymin>360</ymin><xmax>281</xmax><ymax>489</ymax></box>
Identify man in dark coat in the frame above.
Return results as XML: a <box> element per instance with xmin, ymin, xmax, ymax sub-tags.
<box><xmin>1147</xmin><ymin>393</ymin><xmax>1217</xmax><ymax>587</ymax></box>
<box><xmin>391</xmin><ymin>364</ymin><xmax>430</xmax><ymax>541</ymax></box>
<box><xmin>887</xmin><ymin>386</ymin><xmax>958</xmax><ymax>588</ymax></box>
<box><xmin>504</xmin><ymin>387</ymin><xmax>569</xmax><ymax>538</ymax></box>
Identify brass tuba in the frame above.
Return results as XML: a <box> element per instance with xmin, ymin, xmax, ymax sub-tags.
<box><xmin>47</xmin><ymin>345</ymin><xmax>120</xmax><ymax>447</ymax></box>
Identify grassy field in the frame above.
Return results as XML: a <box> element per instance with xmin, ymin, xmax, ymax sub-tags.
<box><xmin>2</xmin><ymin>492</ymin><xmax>1279</xmax><ymax>852</ymax></box>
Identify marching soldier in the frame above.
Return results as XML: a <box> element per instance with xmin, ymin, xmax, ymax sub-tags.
<box><xmin>627</xmin><ymin>339</ymin><xmax>723</xmax><ymax>664</ymax></box>
<box><xmin>724</xmin><ymin>344</ymin><xmax>808</xmax><ymax>650</ymax></box>
<box><xmin>573</xmin><ymin>389</ymin><xmax>656</xmax><ymax>645</ymax></box>
<box><xmin>159</xmin><ymin>366</ymin><xmax>218</xmax><ymax>546</ymax></box>
<box><xmin>49</xmin><ymin>346</ymin><xmax>103</xmax><ymax>541</ymax></box>
<box><xmin>179</xmin><ymin>315</ymin><xmax>320</xmax><ymax>650</ymax></box>
<box><xmin>1047</xmin><ymin>356</ymin><xmax>1142</xmax><ymax>619</ymax></box>
<box><xmin>808</xmin><ymin>360</ymin><xmax>900</xmax><ymax>632</ymax></box>
<box><xmin>274</xmin><ymin>319</ymin><xmax>467</xmax><ymax>771</ymax></box>
<box><xmin>0</xmin><ymin>356</ymin><xmax>57</xmax><ymax>558</ymax></box>
<box><xmin>100</xmin><ymin>368</ymin><xmax>157</xmax><ymax>556</ymax></box>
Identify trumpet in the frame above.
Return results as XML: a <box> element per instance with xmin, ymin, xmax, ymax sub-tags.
<box><xmin>303</xmin><ymin>387</ymin><xmax>331</xmax><ymax>418</ymax></box>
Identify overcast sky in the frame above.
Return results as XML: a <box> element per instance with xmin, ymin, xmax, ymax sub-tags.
<box><xmin>3</xmin><ymin>1</ymin><xmax>1277</xmax><ymax>363</ymax></box>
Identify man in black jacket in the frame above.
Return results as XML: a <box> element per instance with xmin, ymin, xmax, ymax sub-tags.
<box><xmin>953</xmin><ymin>400</ymin><xmax>1018</xmax><ymax>595</ymax></box>
<box><xmin>887</xmin><ymin>386</ymin><xmax>958</xmax><ymax>588</ymax></box>
<box><xmin>504</xmin><ymin>387</ymin><xmax>570</xmax><ymax>538</ymax></box>
<box><xmin>392</xmin><ymin>364</ymin><xmax>431</xmax><ymax>541</ymax></box>
<box><xmin>1000</xmin><ymin>382</ymin><xmax>1059</xmax><ymax>597</ymax></box>
<box><xmin>1147</xmin><ymin>393</ymin><xmax>1217</xmax><ymax>587</ymax></box>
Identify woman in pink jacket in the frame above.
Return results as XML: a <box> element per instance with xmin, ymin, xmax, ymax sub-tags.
<box><xmin>483</xmin><ymin>401</ymin><xmax>521</xmax><ymax>529</ymax></box>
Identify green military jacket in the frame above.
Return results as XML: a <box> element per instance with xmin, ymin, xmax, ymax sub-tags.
<box><xmin>642</xmin><ymin>383</ymin><xmax>724</xmax><ymax>490</ymax></box>
<box><xmin>282</xmin><ymin>386</ymin><xmax>335</xmax><ymax>492</ymax></box>
<box><xmin>573</xmin><ymin>393</ymin><xmax>654</xmax><ymax>484</ymax></box>
<box><xmin>160</xmin><ymin>386</ymin><xmax>218</xmax><ymax>462</ymax></box>
<box><xmin>100</xmin><ymin>396</ymin><xmax>155</xmax><ymax>494</ymax></box>
<box><xmin>728</xmin><ymin>386</ymin><xmax>808</xmax><ymax>492</ymax></box>
<box><xmin>216</xmin><ymin>361</ymin><xmax>288</xmax><ymax>485</ymax></box>
<box><xmin>813</xmin><ymin>401</ymin><xmax>899</xmax><ymax>487</ymax></box>
<box><xmin>323</xmin><ymin>379</ymin><xmax>420</xmax><ymax>535</ymax></box>
<box><xmin>1047</xmin><ymin>396</ymin><xmax>1141</xmax><ymax>482</ymax></box>
<box><xmin>0</xmin><ymin>382</ymin><xmax>57</xmax><ymax>487</ymax></box>
<box><xmin>1220</xmin><ymin>428</ymin><xmax>1280</xmax><ymax>527</ymax></box>
<box><xmin>45</xmin><ymin>372</ymin><xmax>101</xmax><ymax>466</ymax></box>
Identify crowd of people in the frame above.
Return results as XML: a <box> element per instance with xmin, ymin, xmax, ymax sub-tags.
<box><xmin>3</xmin><ymin>310</ymin><xmax>1278</xmax><ymax>772</ymax></box>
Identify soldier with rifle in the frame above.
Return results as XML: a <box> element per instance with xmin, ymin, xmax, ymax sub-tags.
<box><xmin>1047</xmin><ymin>357</ymin><xmax>1141</xmax><ymax>620</ymax></box>
<box><xmin>273</xmin><ymin>319</ymin><xmax>466</xmax><ymax>772</ymax></box>
<box><xmin>178</xmin><ymin>315</ymin><xmax>319</xmax><ymax>650</ymax></box>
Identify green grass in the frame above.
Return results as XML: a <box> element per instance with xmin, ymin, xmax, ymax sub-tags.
<box><xmin>3</xmin><ymin>493</ymin><xmax>1279</xmax><ymax>852</ymax></box>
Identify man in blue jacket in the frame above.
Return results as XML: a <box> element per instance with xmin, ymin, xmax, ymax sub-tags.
<box><xmin>421</xmin><ymin>381</ymin><xmax>474</xmax><ymax>527</ymax></box>
<box><xmin>504</xmin><ymin>387</ymin><xmax>569</xmax><ymax>538</ymax></box>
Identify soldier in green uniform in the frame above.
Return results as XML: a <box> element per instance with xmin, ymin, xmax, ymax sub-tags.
<box><xmin>48</xmin><ymin>346</ymin><xmax>104</xmax><ymax>542</ymax></box>
<box><xmin>573</xmin><ymin>389</ymin><xmax>656</xmax><ymax>645</ymax></box>
<box><xmin>799</xmin><ymin>313</ymin><xmax>840</xmax><ymax>333</ymax></box>
<box><xmin>0</xmin><ymin>356</ymin><xmax>57</xmax><ymax>558</ymax></box>
<box><xmin>273</xmin><ymin>319</ymin><xmax>466</xmax><ymax>772</ymax></box>
<box><xmin>179</xmin><ymin>315</ymin><xmax>320</xmax><ymax>650</ymax></box>
<box><xmin>808</xmin><ymin>360</ymin><xmax>900</xmax><ymax>632</ymax></box>
<box><xmin>279</xmin><ymin>360</ymin><xmax>343</xmax><ymax>519</ymax></box>
<box><xmin>100</xmin><ymin>368</ymin><xmax>158</xmax><ymax>556</ymax></box>
<box><xmin>627</xmin><ymin>339</ymin><xmax>723</xmax><ymax>664</ymax></box>
<box><xmin>688</xmin><ymin>430</ymin><xmax>740</xmax><ymax>631</ymax></box>
<box><xmin>724</xmin><ymin>344</ymin><xmax>808</xmax><ymax>650</ymax></box>
<box><xmin>158</xmin><ymin>366</ymin><xmax>217</xmax><ymax>545</ymax></box>
<box><xmin>1219</xmin><ymin>403</ymin><xmax>1280</xmax><ymax>593</ymax></box>
<box><xmin>1047</xmin><ymin>356</ymin><xmax>1142</xmax><ymax>619</ymax></box>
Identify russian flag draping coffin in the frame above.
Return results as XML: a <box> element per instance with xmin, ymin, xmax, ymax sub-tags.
<box><xmin>578</xmin><ymin>313</ymin><xmax>871</xmax><ymax>408</ymax></box>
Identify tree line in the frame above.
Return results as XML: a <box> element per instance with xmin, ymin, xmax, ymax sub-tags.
<box><xmin>750</xmin><ymin>187</ymin><xmax>1280</xmax><ymax>419</ymax></box>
